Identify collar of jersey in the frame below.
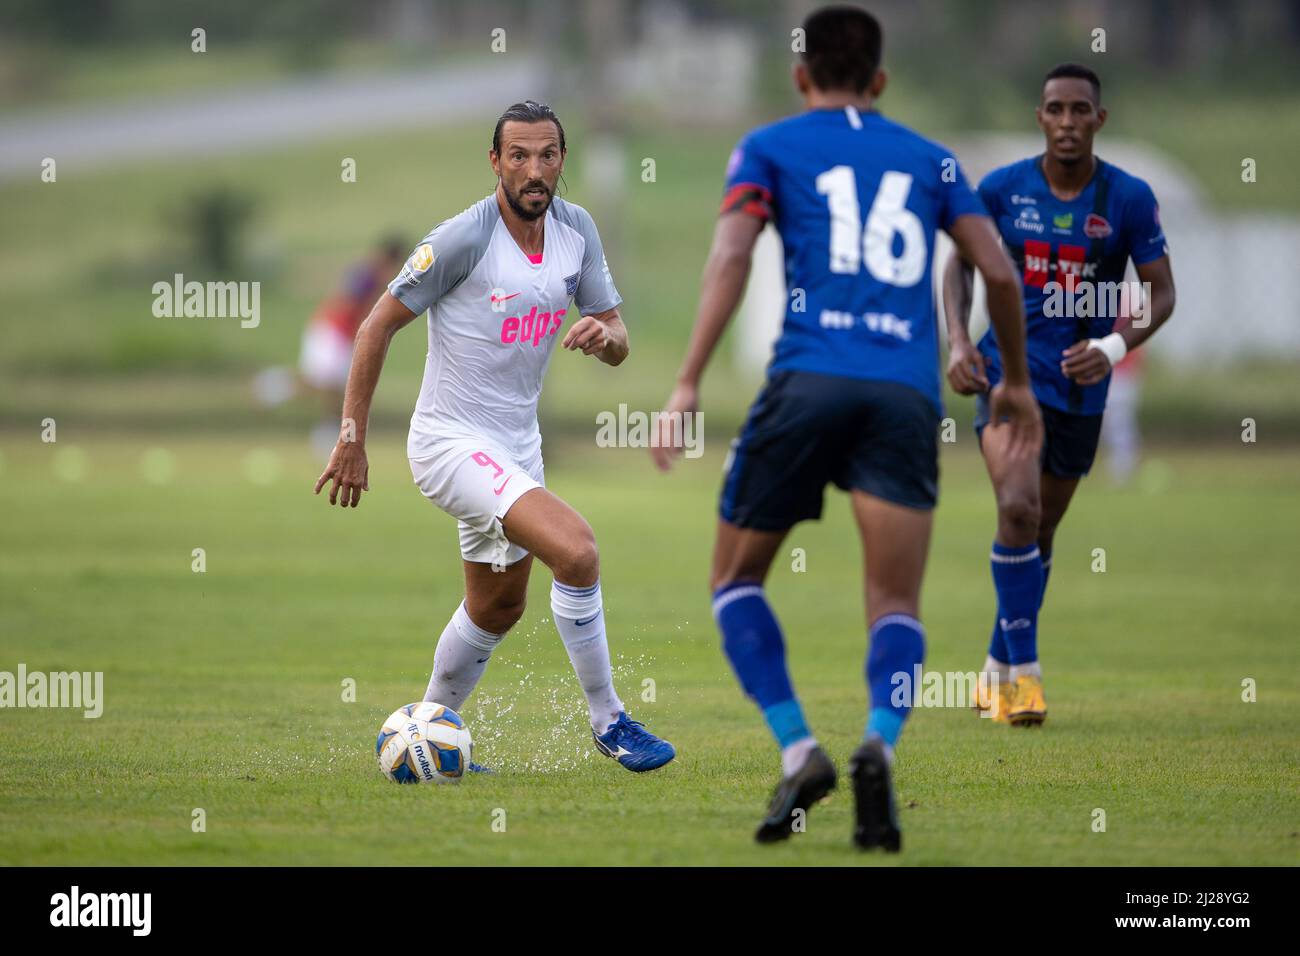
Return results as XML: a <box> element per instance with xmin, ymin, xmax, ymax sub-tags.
<box><xmin>1033</xmin><ymin>153</ymin><xmax>1105</xmax><ymax>203</ymax></box>
<box><xmin>501</xmin><ymin>210</ymin><xmax>547</xmax><ymax>267</ymax></box>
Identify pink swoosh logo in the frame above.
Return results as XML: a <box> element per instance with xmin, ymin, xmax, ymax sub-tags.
<box><xmin>493</xmin><ymin>476</ymin><xmax>512</xmax><ymax>496</ymax></box>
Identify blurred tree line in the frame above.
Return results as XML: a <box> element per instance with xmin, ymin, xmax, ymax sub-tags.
<box><xmin>6</xmin><ymin>0</ymin><xmax>1299</xmax><ymax>60</ymax></box>
<box><xmin>2</xmin><ymin>0</ymin><xmax>1295</xmax><ymax>124</ymax></box>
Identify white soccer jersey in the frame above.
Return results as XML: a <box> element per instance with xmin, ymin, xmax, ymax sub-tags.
<box><xmin>388</xmin><ymin>193</ymin><xmax>621</xmax><ymax>460</ymax></box>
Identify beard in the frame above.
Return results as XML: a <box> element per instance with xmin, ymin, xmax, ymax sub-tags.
<box><xmin>503</xmin><ymin>179</ymin><xmax>553</xmax><ymax>221</ymax></box>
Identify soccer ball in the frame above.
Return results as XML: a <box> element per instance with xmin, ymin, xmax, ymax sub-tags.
<box><xmin>376</xmin><ymin>702</ymin><xmax>473</xmax><ymax>784</ymax></box>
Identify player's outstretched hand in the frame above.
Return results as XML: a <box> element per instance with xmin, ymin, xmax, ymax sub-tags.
<box><xmin>1060</xmin><ymin>340</ymin><xmax>1112</xmax><ymax>386</ymax></box>
<box><xmin>650</xmin><ymin>382</ymin><xmax>699</xmax><ymax>473</ymax></box>
<box><xmin>562</xmin><ymin>315</ymin><xmax>609</xmax><ymax>356</ymax></box>
<box><xmin>314</xmin><ymin>439</ymin><xmax>369</xmax><ymax>508</ymax></box>
<box><xmin>987</xmin><ymin>381</ymin><xmax>1043</xmax><ymax>462</ymax></box>
<box><xmin>946</xmin><ymin>339</ymin><xmax>989</xmax><ymax>395</ymax></box>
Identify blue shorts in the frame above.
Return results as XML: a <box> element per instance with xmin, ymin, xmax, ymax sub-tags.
<box><xmin>720</xmin><ymin>370</ymin><xmax>939</xmax><ymax>531</ymax></box>
<box><xmin>974</xmin><ymin>393</ymin><xmax>1103</xmax><ymax>479</ymax></box>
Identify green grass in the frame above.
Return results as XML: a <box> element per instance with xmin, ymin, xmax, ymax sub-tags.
<box><xmin>1</xmin><ymin>435</ymin><xmax>1296</xmax><ymax>865</ymax></box>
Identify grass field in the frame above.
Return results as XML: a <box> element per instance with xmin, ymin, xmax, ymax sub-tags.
<box><xmin>1</xmin><ymin>433</ymin><xmax>1296</xmax><ymax>866</ymax></box>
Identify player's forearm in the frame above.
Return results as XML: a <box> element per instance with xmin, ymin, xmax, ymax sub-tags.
<box><xmin>340</xmin><ymin>320</ymin><xmax>396</xmax><ymax>445</ymax></box>
<box><xmin>942</xmin><ymin>254</ymin><xmax>975</xmax><ymax>345</ymax></box>
<box><xmin>596</xmin><ymin>314</ymin><xmax>629</xmax><ymax>367</ymax></box>
<box><xmin>677</xmin><ymin>249</ymin><xmax>751</xmax><ymax>386</ymax></box>
<box><xmin>985</xmin><ymin>275</ymin><xmax>1031</xmax><ymax>386</ymax></box>
<box><xmin>1119</xmin><ymin>282</ymin><xmax>1175</xmax><ymax>353</ymax></box>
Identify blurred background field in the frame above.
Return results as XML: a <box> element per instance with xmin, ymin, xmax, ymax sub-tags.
<box><xmin>1</xmin><ymin>0</ymin><xmax>1298</xmax><ymax>443</ymax></box>
<box><xmin>0</xmin><ymin>0</ymin><xmax>1297</xmax><ymax>865</ymax></box>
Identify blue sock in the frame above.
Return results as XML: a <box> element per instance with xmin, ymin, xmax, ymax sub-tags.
<box><xmin>991</xmin><ymin>541</ymin><xmax>1044</xmax><ymax>665</ymax></box>
<box><xmin>712</xmin><ymin>582</ymin><xmax>811</xmax><ymax>747</ymax></box>
<box><xmin>865</xmin><ymin>613</ymin><xmax>926</xmax><ymax>748</ymax></box>
<box><xmin>987</xmin><ymin>614</ymin><xmax>1010</xmax><ymax>665</ymax></box>
<box><xmin>1039</xmin><ymin>551</ymin><xmax>1053</xmax><ymax>608</ymax></box>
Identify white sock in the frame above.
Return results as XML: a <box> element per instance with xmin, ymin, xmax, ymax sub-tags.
<box><xmin>1010</xmin><ymin>661</ymin><xmax>1043</xmax><ymax>681</ymax></box>
<box><xmin>781</xmin><ymin>736</ymin><xmax>818</xmax><ymax>778</ymax></box>
<box><xmin>983</xmin><ymin>654</ymin><xmax>1011</xmax><ymax>679</ymax></box>
<box><xmin>423</xmin><ymin>601</ymin><xmax>504</xmax><ymax>708</ymax></box>
<box><xmin>550</xmin><ymin>579</ymin><xmax>624</xmax><ymax>733</ymax></box>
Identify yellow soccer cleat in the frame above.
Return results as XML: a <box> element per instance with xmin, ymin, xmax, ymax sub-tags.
<box><xmin>1007</xmin><ymin>674</ymin><xmax>1047</xmax><ymax>727</ymax></box>
<box><xmin>972</xmin><ymin>676</ymin><xmax>1014</xmax><ymax>723</ymax></box>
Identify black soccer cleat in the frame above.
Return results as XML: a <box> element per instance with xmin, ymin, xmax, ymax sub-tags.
<box><xmin>754</xmin><ymin>746</ymin><xmax>837</xmax><ymax>844</ymax></box>
<box><xmin>849</xmin><ymin>738</ymin><xmax>902</xmax><ymax>853</ymax></box>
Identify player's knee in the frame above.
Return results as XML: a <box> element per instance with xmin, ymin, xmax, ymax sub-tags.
<box><xmin>552</xmin><ymin>529</ymin><xmax>599</xmax><ymax>587</ymax></box>
<box><xmin>467</xmin><ymin>595</ymin><xmax>527</xmax><ymax>634</ymax></box>
<box><xmin>997</xmin><ymin>493</ymin><xmax>1040</xmax><ymax>544</ymax></box>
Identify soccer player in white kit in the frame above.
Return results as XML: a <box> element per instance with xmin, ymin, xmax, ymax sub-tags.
<box><xmin>314</xmin><ymin>102</ymin><xmax>675</xmax><ymax>773</ymax></box>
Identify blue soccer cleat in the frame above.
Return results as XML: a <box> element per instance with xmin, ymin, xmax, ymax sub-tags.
<box><xmin>592</xmin><ymin>712</ymin><xmax>676</xmax><ymax>772</ymax></box>
<box><xmin>468</xmin><ymin>761</ymin><xmax>495</xmax><ymax>775</ymax></box>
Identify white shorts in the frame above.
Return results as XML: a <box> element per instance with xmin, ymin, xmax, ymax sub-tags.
<box><xmin>299</xmin><ymin>323</ymin><xmax>354</xmax><ymax>391</ymax></box>
<box><xmin>409</xmin><ymin>437</ymin><xmax>545</xmax><ymax>567</ymax></box>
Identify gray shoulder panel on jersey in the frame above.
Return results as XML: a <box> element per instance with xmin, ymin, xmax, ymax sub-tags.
<box><xmin>549</xmin><ymin>197</ymin><xmax>621</xmax><ymax>315</ymax></box>
<box><xmin>388</xmin><ymin>194</ymin><xmax>501</xmax><ymax>316</ymax></box>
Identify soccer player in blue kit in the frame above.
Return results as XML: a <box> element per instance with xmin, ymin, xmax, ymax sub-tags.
<box><xmin>943</xmin><ymin>64</ymin><xmax>1176</xmax><ymax>727</ymax></box>
<box><xmin>652</xmin><ymin>5</ymin><xmax>1042</xmax><ymax>850</ymax></box>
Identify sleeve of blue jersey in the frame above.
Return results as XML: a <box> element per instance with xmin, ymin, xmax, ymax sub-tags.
<box><xmin>1122</xmin><ymin>176</ymin><xmax>1170</xmax><ymax>266</ymax></box>
<box><xmin>975</xmin><ymin>166</ymin><xmax>1012</xmax><ymax>223</ymax></box>
<box><xmin>723</xmin><ymin>131</ymin><xmax>776</xmax><ymax>195</ymax></box>
<box><xmin>938</xmin><ymin>153</ymin><xmax>986</xmax><ymax>229</ymax></box>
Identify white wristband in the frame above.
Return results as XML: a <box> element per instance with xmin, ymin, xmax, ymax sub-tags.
<box><xmin>1086</xmin><ymin>332</ymin><xmax>1128</xmax><ymax>368</ymax></box>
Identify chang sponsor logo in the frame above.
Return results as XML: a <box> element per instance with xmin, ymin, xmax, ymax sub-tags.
<box><xmin>1013</xmin><ymin>206</ymin><xmax>1044</xmax><ymax>234</ymax></box>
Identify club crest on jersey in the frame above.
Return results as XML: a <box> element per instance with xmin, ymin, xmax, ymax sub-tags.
<box><xmin>564</xmin><ymin>272</ymin><xmax>579</xmax><ymax>298</ymax></box>
<box><xmin>1084</xmin><ymin>213</ymin><xmax>1113</xmax><ymax>239</ymax></box>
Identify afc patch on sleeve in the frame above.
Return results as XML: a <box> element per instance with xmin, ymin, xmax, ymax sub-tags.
<box><xmin>564</xmin><ymin>272</ymin><xmax>579</xmax><ymax>298</ymax></box>
<box><xmin>401</xmin><ymin>244</ymin><xmax>436</xmax><ymax>285</ymax></box>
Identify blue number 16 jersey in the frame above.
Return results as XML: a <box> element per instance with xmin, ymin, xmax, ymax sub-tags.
<box><xmin>723</xmin><ymin>106</ymin><xmax>985</xmax><ymax>412</ymax></box>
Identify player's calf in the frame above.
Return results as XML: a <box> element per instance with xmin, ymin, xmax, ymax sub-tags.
<box><xmin>423</xmin><ymin>601</ymin><xmax>508</xmax><ymax>709</ymax></box>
